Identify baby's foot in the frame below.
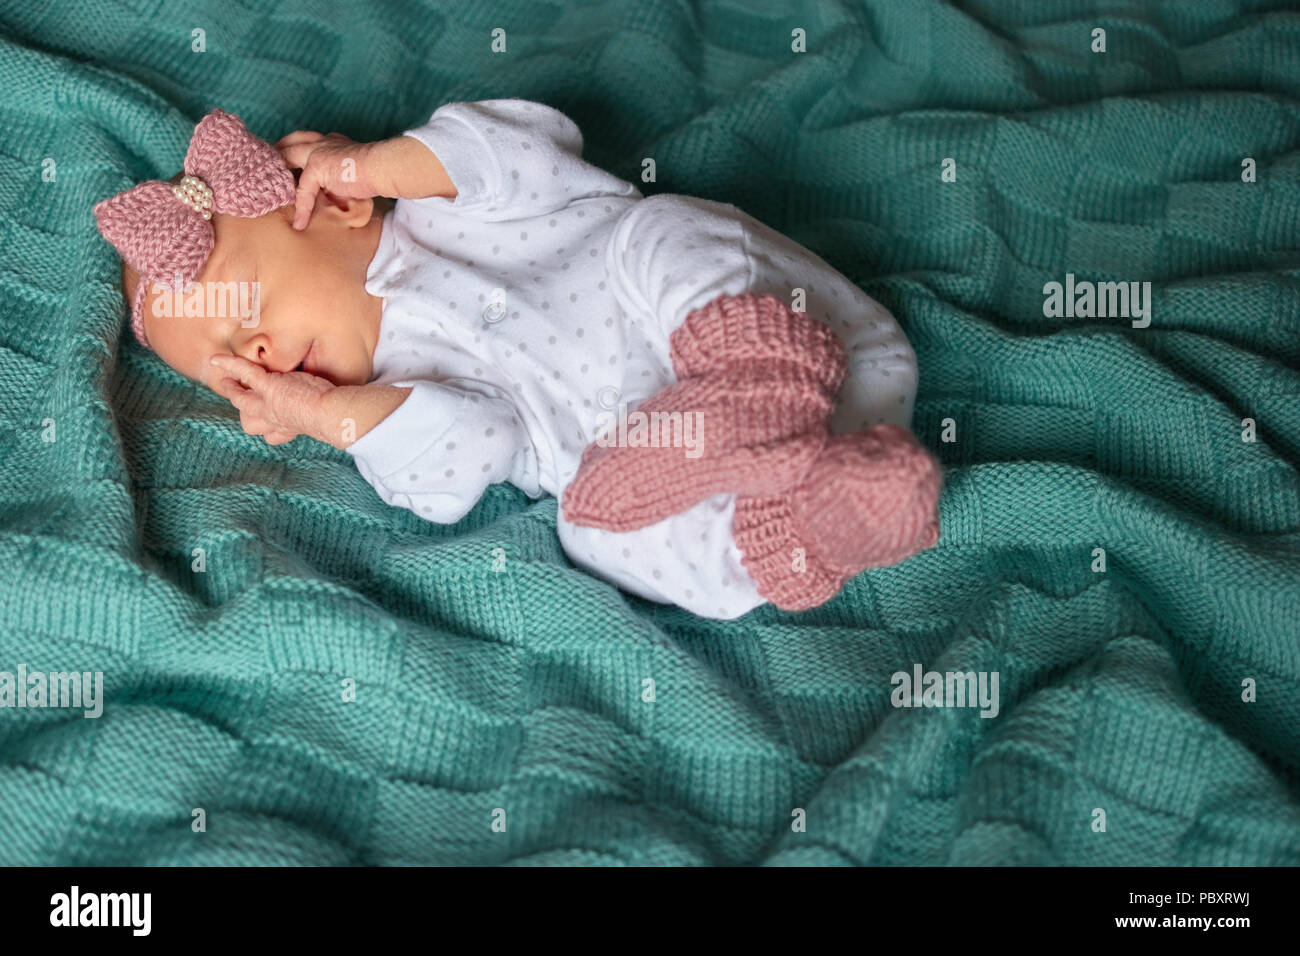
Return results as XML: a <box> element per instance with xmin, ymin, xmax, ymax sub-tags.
<box><xmin>789</xmin><ymin>426</ymin><xmax>941</xmax><ymax>572</ymax></box>
<box><xmin>734</xmin><ymin>426</ymin><xmax>942</xmax><ymax>610</ymax></box>
<box><xmin>562</xmin><ymin>291</ymin><xmax>856</xmax><ymax>534</ymax></box>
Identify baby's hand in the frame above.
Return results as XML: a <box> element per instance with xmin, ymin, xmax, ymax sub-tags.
<box><xmin>209</xmin><ymin>354</ymin><xmax>335</xmax><ymax>446</ymax></box>
<box><xmin>277</xmin><ymin>131</ymin><xmax>396</xmax><ymax>230</ymax></box>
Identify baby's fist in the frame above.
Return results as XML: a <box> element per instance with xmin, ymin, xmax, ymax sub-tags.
<box><xmin>276</xmin><ymin>131</ymin><xmax>394</xmax><ymax>230</ymax></box>
<box><xmin>210</xmin><ymin>354</ymin><xmax>334</xmax><ymax>446</ymax></box>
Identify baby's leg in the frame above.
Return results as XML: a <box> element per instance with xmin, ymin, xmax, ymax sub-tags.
<box><xmin>604</xmin><ymin>193</ymin><xmax>921</xmax><ymax>428</ymax></box>
<box><xmin>568</xmin><ymin>194</ymin><xmax>939</xmax><ymax>613</ymax></box>
<box><xmin>555</xmin><ymin>492</ymin><xmax>763</xmax><ymax>620</ymax></box>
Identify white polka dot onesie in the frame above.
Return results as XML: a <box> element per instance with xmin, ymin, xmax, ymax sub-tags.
<box><xmin>349</xmin><ymin>98</ymin><xmax>919</xmax><ymax>619</ymax></box>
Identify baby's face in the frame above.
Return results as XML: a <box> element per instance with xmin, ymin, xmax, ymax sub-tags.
<box><xmin>133</xmin><ymin>195</ymin><xmax>385</xmax><ymax>390</ymax></box>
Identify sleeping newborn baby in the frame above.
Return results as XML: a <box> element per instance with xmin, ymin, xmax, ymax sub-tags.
<box><xmin>94</xmin><ymin>102</ymin><xmax>941</xmax><ymax>619</ymax></box>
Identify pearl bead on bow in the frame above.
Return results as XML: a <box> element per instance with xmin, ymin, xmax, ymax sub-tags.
<box><xmin>172</xmin><ymin>174</ymin><xmax>214</xmax><ymax>220</ymax></box>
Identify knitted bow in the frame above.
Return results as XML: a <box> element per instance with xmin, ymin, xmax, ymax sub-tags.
<box><xmin>93</xmin><ymin>109</ymin><xmax>297</xmax><ymax>350</ymax></box>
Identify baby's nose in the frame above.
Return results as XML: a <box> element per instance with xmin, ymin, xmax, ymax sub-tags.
<box><xmin>239</xmin><ymin>334</ymin><xmax>279</xmax><ymax>369</ymax></box>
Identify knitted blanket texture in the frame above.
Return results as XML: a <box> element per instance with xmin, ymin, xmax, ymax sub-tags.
<box><xmin>1</xmin><ymin>0</ymin><xmax>1298</xmax><ymax>865</ymax></box>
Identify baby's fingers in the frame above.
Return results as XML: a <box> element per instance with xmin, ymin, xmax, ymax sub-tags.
<box><xmin>210</xmin><ymin>354</ymin><xmax>270</xmax><ymax>391</ymax></box>
<box><xmin>278</xmin><ymin>139</ymin><xmax>323</xmax><ymax>171</ymax></box>
<box><xmin>217</xmin><ymin>377</ymin><xmax>266</xmax><ymax>417</ymax></box>
<box><xmin>276</xmin><ymin>130</ymin><xmax>323</xmax><ymax>152</ymax></box>
<box><xmin>212</xmin><ymin>375</ymin><xmax>246</xmax><ymax>404</ymax></box>
<box><xmin>291</xmin><ymin>171</ymin><xmax>323</xmax><ymax>231</ymax></box>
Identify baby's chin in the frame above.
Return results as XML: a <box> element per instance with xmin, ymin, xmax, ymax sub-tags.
<box><xmin>313</xmin><ymin>349</ymin><xmax>369</xmax><ymax>387</ymax></box>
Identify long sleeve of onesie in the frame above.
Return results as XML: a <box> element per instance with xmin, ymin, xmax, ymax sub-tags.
<box><xmin>343</xmin><ymin>378</ymin><xmax>532</xmax><ymax>525</ymax></box>
<box><xmin>400</xmin><ymin>98</ymin><xmax>640</xmax><ymax>222</ymax></box>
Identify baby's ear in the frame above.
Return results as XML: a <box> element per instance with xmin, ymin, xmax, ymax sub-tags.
<box><xmin>312</xmin><ymin>191</ymin><xmax>375</xmax><ymax>228</ymax></box>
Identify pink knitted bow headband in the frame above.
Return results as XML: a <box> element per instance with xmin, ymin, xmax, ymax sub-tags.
<box><xmin>93</xmin><ymin>109</ymin><xmax>296</xmax><ymax>350</ymax></box>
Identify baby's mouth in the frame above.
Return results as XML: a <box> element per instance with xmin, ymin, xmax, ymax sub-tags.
<box><xmin>296</xmin><ymin>340</ymin><xmax>317</xmax><ymax>374</ymax></box>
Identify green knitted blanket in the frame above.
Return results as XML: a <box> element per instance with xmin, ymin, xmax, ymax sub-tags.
<box><xmin>2</xmin><ymin>0</ymin><xmax>1298</xmax><ymax>865</ymax></box>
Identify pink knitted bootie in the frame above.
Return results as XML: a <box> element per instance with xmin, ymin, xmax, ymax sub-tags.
<box><xmin>668</xmin><ymin>291</ymin><xmax>848</xmax><ymax>388</ymax></box>
<box><xmin>733</xmin><ymin>426</ymin><xmax>943</xmax><ymax>611</ymax></box>
<box><xmin>561</xmin><ymin>293</ymin><xmax>847</xmax><ymax>532</ymax></box>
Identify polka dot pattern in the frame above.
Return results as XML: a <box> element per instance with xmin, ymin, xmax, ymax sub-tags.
<box><xmin>361</xmin><ymin>109</ymin><xmax>916</xmax><ymax>617</ymax></box>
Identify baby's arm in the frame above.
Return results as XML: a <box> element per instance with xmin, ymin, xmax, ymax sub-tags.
<box><xmin>212</xmin><ymin>360</ymin><xmax>531</xmax><ymax>525</ymax></box>
<box><xmin>312</xmin><ymin>384</ymin><xmax>412</xmax><ymax>449</ymax></box>
<box><xmin>280</xmin><ymin>99</ymin><xmax>640</xmax><ymax>230</ymax></box>
<box><xmin>338</xmin><ymin>379</ymin><xmax>533</xmax><ymax>524</ymax></box>
<box><xmin>210</xmin><ymin>354</ymin><xmax>409</xmax><ymax>448</ymax></box>
<box><xmin>396</xmin><ymin>98</ymin><xmax>641</xmax><ymax>220</ymax></box>
<box><xmin>278</xmin><ymin>132</ymin><xmax>460</xmax><ymax>231</ymax></box>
